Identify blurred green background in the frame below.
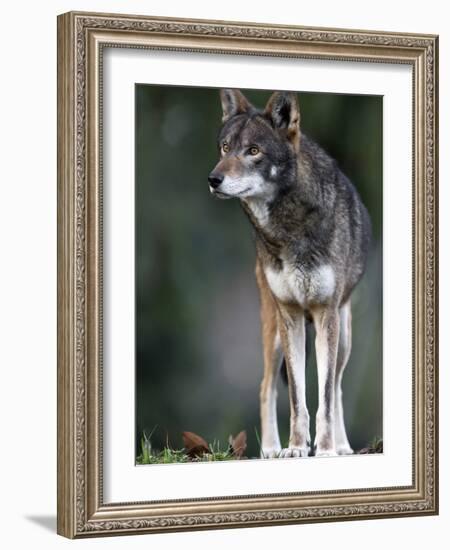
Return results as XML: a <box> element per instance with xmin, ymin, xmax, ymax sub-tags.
<box><xmin>135</xmin><ymin>85</ymin><xmax>382</xmax><ymax>460</ymax></box>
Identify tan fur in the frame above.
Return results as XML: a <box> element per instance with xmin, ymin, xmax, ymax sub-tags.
<box><xmin>255</xmin><ymin>259</ymin><xmax>279</xmax><ymax>380</ymax></box>
<box><xmin>214</xmin><ymin>156</ymin><xmax>240</xmax><ymax>178</ymax></box>
<box><xmin>255</xmin><ymin>259</ymin><xmax>282</xmax><ymax>457</ymax></box>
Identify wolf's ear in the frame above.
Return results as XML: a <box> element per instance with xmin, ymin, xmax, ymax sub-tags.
<box><xmin>264</xmin><ymin>91</ymin><xmax>300</xmax><ymax>148</ymax></box>
<box><xmin>220</xmin><ymin>89</ymin><xmax>251</xmax><ymax>123</ymax></box>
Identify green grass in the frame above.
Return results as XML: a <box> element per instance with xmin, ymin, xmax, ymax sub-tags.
<box><xmin>136</xmin><ymin>434</ymin><xmax>240</xmax><ymax>465</ymax></box>
<box><xmin>136</xmin><ymin>429</ymin><xmax>383</xmax><ymax>464</ymax></box>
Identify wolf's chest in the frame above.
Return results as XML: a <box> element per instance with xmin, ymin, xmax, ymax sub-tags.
<box><xmin>264</xmin><ymin>261</ymin><xmax>336</xmax><ymax>307</ymax></box>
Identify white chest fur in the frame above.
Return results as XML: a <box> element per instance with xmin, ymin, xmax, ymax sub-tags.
<box><xmin>264</xmin><ymin>261</ymin><xmax>336</xmax><ymax>307</ymax></box>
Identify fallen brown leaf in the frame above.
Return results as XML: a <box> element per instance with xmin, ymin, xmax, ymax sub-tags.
<box><xmin>228</xmin><ymin>430</ymin><xmax>247</xmax><ymax>458</ymax></box>
<box><xmin>182</xmin><ymin>431</ymin><xmax>210</xmax><ymax>458</ymax></box>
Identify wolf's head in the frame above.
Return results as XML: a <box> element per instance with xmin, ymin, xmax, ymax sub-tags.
<box><xmin>208</xmin><ymin>89</ymin><xmax>300</xmax><ymax>201</ymax></box>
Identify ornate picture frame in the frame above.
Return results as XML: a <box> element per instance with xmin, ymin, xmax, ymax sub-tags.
<box><xmin>57</xmin><ymin>11</ymin><xmax>438</xmax><ymax>538</ymax></box>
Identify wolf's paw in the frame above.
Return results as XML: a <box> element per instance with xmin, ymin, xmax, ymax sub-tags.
<box><xmin>336</xmin><ymin>444</ymin><xmax>354</xmax><ymax>456</ymax></box>
<box><xmin>261</xmin><ymin>446</ymin><xmax>282</xmax><ymax>459</ymax></box>
<box><xmin>279</xmin><ymin>447</ymin><xmax>309</xmax><ymax>458</ymax></box>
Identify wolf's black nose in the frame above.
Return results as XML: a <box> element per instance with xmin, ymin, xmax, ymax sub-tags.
<box><xmin>208</xmin><ymin>173</ymin><xmax>224</xmax><ymax>189</ymax></box>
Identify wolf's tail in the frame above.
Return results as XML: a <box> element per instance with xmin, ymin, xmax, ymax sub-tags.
<box><xmin>279</xmin><ymin>320</ymin><xmax>313</xmax><ymax>384</ymax></box>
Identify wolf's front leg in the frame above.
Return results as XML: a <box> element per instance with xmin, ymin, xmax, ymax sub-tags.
<box><xmin>259</xmin><ymin>331</ymin><xmax>283</xmax><ymax>459</ymax></box>
<box><xmin>277</xmin><ymin>306</ymin><xmax>310</xmax><ymax>458</ymax></box>
<box><xmin>312</xmin><ymin>307</ymin><xmax>340</xmax><ymax>457</ymax></box>
<box><xmin>335</xmin><ymin>301</ymin><xmax>354</xmax><ymax>455</ymax></box>
<box><xmin>256</xmin><ymin>260</ymin><xmax>283</xmax><ymax>458</ymax></box>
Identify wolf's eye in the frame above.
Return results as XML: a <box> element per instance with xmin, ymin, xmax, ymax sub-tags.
<box><xmin>222</xmin><ymin>142</ymin><xmax>230</xmax><ymax>153</ymax></box>
<box><xmin>248</xmin><ymin>146</ymin><xmax>260</xmax><ymax>156</ymax></box>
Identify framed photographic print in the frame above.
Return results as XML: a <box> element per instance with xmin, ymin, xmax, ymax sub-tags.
<box><xmin>57</xmin><ymin>11</ymin><xmax>439</xmax><ymax>538</ymax></box>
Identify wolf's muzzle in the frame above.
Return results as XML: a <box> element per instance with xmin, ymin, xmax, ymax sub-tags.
<box><xmin>208</xmin><ymin>172</ymin><xmax>224</xmax><ymax>189</ymax></box>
